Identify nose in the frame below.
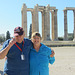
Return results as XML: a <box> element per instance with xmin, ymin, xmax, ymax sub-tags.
<box><xmin>17</xmin><ymin>36</ymin><xmax>21</xmax><ymax>39</ymax></box>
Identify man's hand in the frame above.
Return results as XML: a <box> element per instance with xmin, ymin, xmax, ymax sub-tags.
<box><xmin>0</xmin><ymin>38</ymin><xmax>16</xmax><ymax>59</ymax></box>
<box><xmin>9</xmin><ymin>38</ymin><xmax>16</xmax><ymax>47</ymax></box>
<box><xmin>50</xmin><ymin>49</ymin><xmax>55</xmax><ymax>57</ymax></box>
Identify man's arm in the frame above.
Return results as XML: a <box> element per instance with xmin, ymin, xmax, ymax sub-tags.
<box><xmin>50</xmin><ymin>50</ymin><xmax>55</xmax><ymax>57</ymax></box>
<box><xmin>0</xmin><ymin>38</ymin><xmax>16</xmax><ymax>59</ymax></box>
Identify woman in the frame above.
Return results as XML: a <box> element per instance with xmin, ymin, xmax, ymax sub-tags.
<box><xmin>30</xmin><ymin>32</ymin><xmax>55</xmax><ymax>75</ymax></box>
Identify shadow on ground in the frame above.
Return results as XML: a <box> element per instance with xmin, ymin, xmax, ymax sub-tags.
<box><xmin>0</xmin><ymin>70</ymin><xmax>3</xmax><ymax>75</ymax></box>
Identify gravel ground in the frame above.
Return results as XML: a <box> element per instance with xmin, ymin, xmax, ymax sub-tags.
<box><xmin>0</xmin><ymin>47</ymin><xmax>75</xmax><ymax>75</ymax></box>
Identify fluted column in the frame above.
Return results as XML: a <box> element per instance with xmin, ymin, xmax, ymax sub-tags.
<box><xmin>54</xmin><ymin>9</ymin><xmax>58</xmax><ymax>40</ymax></box>
<box><xmin>31</xmin><ymin>12</ymin><xmax>34</xmax><ymax>34</ymax></box>
<box><xmin>73</xmin><ymin>10</ymin><xmax>75</xmax><ymax>41</ymax></box>
<box><xmin>21</xmin><ymin>4</ymin><xmax>27</xmax><ymax>37</ymax></box>
<box><xmin>64</xmin><ymin>10</ymin><xmax>68</xmax><ymax>40</ymax></box>
<box><xmin>41</xmin><ymin>10</ymin><xmax>45</xmax><ymax>41</ymax></box>
<box><xmin>32</xmin><ymin>4</ymin><xmax>39</xmax><ymax>34</ymax></box>
<box><xmin>42</xmin><ymin>5</ymin><xmax>50</xmax><ymax>41</ymax></box>
<box><xmin>51</xmin><ymin>10</ymin><xmax>54</xmax><ymax>41</ymax></box>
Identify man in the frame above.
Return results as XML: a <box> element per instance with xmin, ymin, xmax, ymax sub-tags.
<box><xmin>0</xmin><ymin>27</ymin><xmax>32</xmax><ymax>75</ymax></box>
<box><xmin>0</xmin><ymin>26</ymin><xmax>55</xmax><ymax>75</ymax></box>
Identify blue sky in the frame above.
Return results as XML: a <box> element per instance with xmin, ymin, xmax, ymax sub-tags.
<box><xmin>0</xmin><ymin>0</ymin><xmax>75</xmax><ymax>38</ymax></box>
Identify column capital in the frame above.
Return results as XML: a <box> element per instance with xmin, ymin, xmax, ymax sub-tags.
<box><xmin>63</xmin><ymin>10</ymin><xmax>67</xmax><ymax>12</ymax></box>
<box><xmin>50</xmin><ymin>10</ymin><xmax>54</xmax><ymax>14</ymax></box>
<box><xmin>54</xmin><ymin>9</ymin><xmax>58</xmax><ymax>11</ymax></box>
<box><xmin>21</xmin><ymin>3</ymin><xmax>27</xmax><ymax>12</ymax></box>
<box><xmin>46</xmin><ymin>4</ymin><xmax>50</xmax><ymax>7</ymax></box>
<box><xmin>46</xmin><ymin>4</ymin><xmax>50</xmax><ymax>11</ymax></box>
<box><xmin>63</xmin><ymin>10</ymin><xmax>67</xmax><ymax>15</ymax></box>
<box><xmin>46</xmin><ymin>7</ymin><xmax>50</xmax><ymax>12</ymax></box>
<box><xmin>41</xmin><ymin>10</ymin><xmax>45</xmax><ymax>15</ymax></box>
<box><xmin>31</xmin><ymin>10</ymin><xmax>34</xmax><ymax>14</ymax></box>
<box><xmin>34</xmin><ymin>4</ymin><xmax>39</xmax><ymax>10</ymax></box>
<box><xmin>54</xmin><ymin>9</ymin><xmax>58</xmax><ymax>14</ymax></box>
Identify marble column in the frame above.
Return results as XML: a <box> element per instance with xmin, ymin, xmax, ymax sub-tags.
<box><xmin>41</xmin><ymin>10</ymin><xmax>45</xmax><ymax>41</ymax></box>
<box><xmin>21</xmin><ymin>4</ymin><xmax>27</xmax><ymax>37</ymax></box>
<box><xmin>51</xmin><ymin>10</ymin><xmax>54</xmax><ymax>41</ymax></box>
<box><xmin>73</xmin><ymin>10</ymin><xmax>75</xmax><ymax>41</ymax></box>
<box><xmin>54</xmin><ymin>9</ymin><xmax>58</xmax><ymax>41</ymax></box>
<box><xmin>32</xmin><ymin>4</ymin><xmax>39</xmax><ymax>34</ymax></box>
<box><xmin>42</xmin><ymin>5</ymin><xmax>50</xmax><ymax>41</ymax></box>
<box><xmin>31</xmin><ymin>12</ymin><xmax>34</xmax><ymax>34</ymax></box>
<box><xmin>64</xmin><ymin>10</ymin><xmax>68</xmax><ymax>40</ymax></box>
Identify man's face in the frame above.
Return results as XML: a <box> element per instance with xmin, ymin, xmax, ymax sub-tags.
<box><xmin>14</xmin><ymin>33</ymin><xmax>24</xmax><ymax>43</ymax></box>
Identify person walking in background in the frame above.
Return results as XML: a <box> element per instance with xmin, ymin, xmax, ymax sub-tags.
<box><xmin>30</xmin><ymin>32</ymin><xmax>55</xmax><ymax>75</ymax></box>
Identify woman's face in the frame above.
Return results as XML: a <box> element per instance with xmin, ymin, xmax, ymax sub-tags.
<box><xmin>31</xmin><ymin>36</ymin><xmax>41</xmax><ymax>46</ymax></box>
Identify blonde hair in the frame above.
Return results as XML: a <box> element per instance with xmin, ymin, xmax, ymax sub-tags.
<box><xmin>31</xmin><ymin>32</ymin><xmax>41</xmax><ymax>39</ymax></box>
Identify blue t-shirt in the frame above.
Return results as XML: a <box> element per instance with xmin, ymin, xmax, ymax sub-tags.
<box><xmin>1</xmin><ymin>38</ymin><xmax>32</xmax><ymax>75</ymax></box>
<box><xmin>30</xmin><ymin>43</ymin><xmax>55</xmax><ymax>75</ymax></box>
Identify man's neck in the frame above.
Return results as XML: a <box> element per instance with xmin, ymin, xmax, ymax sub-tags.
<box><xmin>17</xmin><ymin>41</ymin><xmax>23</xmax><ymax>44</ymax></box>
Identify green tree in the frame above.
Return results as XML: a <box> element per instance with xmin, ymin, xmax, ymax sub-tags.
<box><xmin>58</xmin><ymin>37</ymin><xmax>63</xmax><ymax>41</ymax></box>
<box><xmin>0</xmin><ymin>35</ymin><xmax>5</xmax><ymax>43</ymax></box>
<box><xmin>6</xmin><ymin>31</ymin><xmax>11</xmax><ymax>40</ymax></box>
<box><xmin>0</xmin><ymin>36</ymin><xmax>3</xmax><ymax>43</ymax></box>
<box><xmin>68</xmin><ymin>36</ymin><xmax>73</xmax><ymax>40</ymax></box>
